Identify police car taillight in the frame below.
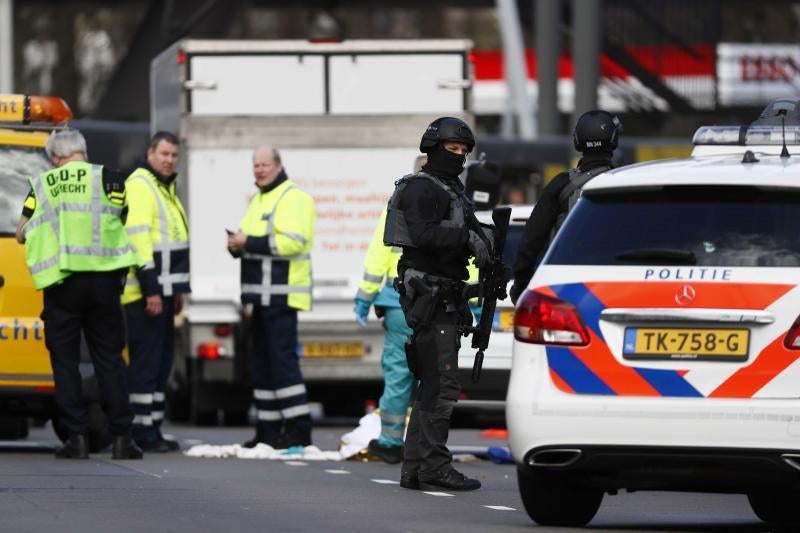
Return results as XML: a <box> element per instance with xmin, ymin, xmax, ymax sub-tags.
<box><xmin>783</xmin><ymin>316</ymin><xmax>800</xmax><ymax>350</ymax></box>
<box><xmin>514</xmin><ymin>290</ymin><xmax>589</xmax><ymax>346</ymax></box>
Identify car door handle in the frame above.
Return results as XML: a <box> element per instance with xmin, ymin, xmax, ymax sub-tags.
<box><xmin>0</xmin><ymin>275</ymin><xmax>4</xmax><ymax>288</ymax></box>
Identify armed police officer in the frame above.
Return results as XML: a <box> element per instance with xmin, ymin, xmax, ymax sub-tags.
<box><xmin>510</xmin><ymin>110</ymin><xmax>623</xmax><ymax>304</ymax></box>
<box><xmin>384</xmin><ymin>117</ymin><xmax>493</xmax><ymax>491</ymax></box>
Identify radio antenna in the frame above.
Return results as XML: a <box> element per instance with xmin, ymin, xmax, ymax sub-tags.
<box><xmin>780</xmin><ymin>109</ymin><xmax>790</xmax><ymax>158</ymax></box>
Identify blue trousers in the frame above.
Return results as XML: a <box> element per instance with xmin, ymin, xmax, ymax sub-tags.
<box><xmin>377</xmin><ymin>307</ymin><xmax>413</xmax><ymax>447</ymax></box>
<box><xmin>250</xmin><ymin>306</ymin><xmax>312</xmax><ymax>441</ymax></box>
<box><xmin>125</xmin><ymin>297</ymin><xmax>174</xmax><ymax>444</ymax></box>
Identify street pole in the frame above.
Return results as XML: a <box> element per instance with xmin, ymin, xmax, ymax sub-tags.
<box><xmin>0</xmin><ymin>0</ymin><xmax>13</xmax><ymax>93</ymax></box>
<box><xmin>497</xmin><ymin>0</ymin><xmax>536</xmax><ymax>139</ymax></box>
<box><xmin>536</xmin><ymin>0</ymin><xmax>560</xmax><ymax>135</ymax></box>
<box><xmin>571</xmin><ymin>0</ymin><xmax>601</xmax><ymax>126</ymax></box>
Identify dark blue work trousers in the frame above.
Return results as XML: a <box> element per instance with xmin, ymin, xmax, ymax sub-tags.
<box><xmin>124</xmin><ymin>296</ymin><xmax>174</xmax><ymax>444</ymax></box>
<box><xmin>250</xmin><ymin>306</ymin><xmax>312</xmax><ymax>441</ymax></box>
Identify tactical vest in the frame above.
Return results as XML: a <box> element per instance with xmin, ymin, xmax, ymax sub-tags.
<box><xmin>553</xmin><ymin>165</ymin><xmax>611</xmax><ymax>232</ymax></box>
<box><xmin>24</xmin><ymin>161</ymin><xmax>140</xmax><ymax>290</ymax></box>
<box><xmin>383</xmin><ymin>172</ymin><xmax>467</xmax><ymax>248</ymax></box>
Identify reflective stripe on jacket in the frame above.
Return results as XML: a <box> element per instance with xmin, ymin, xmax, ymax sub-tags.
<box><xmin>24</xmin><ymin>161</ymin><xmax>140</xmax><ymax>290</ymax></box>
<box><xmin>239</xmin><ymin>179</ymin><xmax>314</xmax><ymax>311</ymax></box>
<box><xmin>122</xmin><ymin>167</ymin><xmax>189</xmax><ymax>303</ymax></box>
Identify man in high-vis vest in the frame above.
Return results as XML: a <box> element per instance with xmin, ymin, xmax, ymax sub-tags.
<box><xmin>227</xmin><ymin>146</ymin><xmax>315</xmax><ymax>449</ymax></box>
<box><xmin>16</xmin><ymin>129</ymin><xmax>143</xmax><ymax>460</ymax></box>
<box><xmin>123</xmin><ymin>131</ymin><xmax>189</xmax><ymax>452</ymax></box>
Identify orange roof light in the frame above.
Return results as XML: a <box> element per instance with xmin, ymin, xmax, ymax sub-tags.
<box><xmin>29</xmin><ymin>95</ymin><xmax>72</xmax><ymax>124</ymax></box>
<box><xmin>0</xmin><ymin>94</ymin><xmax>72</xmax><ymax>125</ymax></box>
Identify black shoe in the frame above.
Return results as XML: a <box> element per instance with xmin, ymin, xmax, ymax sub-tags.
<box><xmin>55</xmin><ymin>434</ymin><xmax>89</xmax><ymax>459</ymax></box>
<box><xmin>242</xmin><ymin>434</ymin><xmax>280</xmax><ymax>449</ymax></box>
<box><xmin>400</xmin><ymin>470</ymin><xmax>420</xmax><ymax>490</ymax></box>
<box><xmin>419</xmin><ymin>467</ymin><xmax>481</xmax><ymax>491</ymax></box>
<box><xmin>272</xmin><ymin>430</ymin><xmax>311</xmax><ymax>449</ymax></box>
<box><xmin>367</xmin><ymin>439</ymin><xmax>403</xmax><ymax>464</ymax></box>
<box><xmin>137</xmin><ymin>439</ymin><xmax>174</xmax><ymax>453</ymax></box>
<box><xmin>112</xmin><ymin>436</ymin><xmax>143</xmax><ymax>460</ymax></box>
<box><xmin>159</xmin><ymin>438</ymin><xmax>180</xmax><ymax>452</ymax></box>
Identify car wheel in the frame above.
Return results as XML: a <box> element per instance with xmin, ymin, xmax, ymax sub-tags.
<box><xmin>748</xmin><ymin>491</ymin><xmax>800</xmax><ymax>525</ymax></box>
<box><xmin>517</xmin><ymin>466</ymin><xmax>603</xmax><ymax>527</ymax></box>
<box><xmin>0</xmin><ymin>417</ymin><xmax>29</xmax><ymax>440</ymax></box>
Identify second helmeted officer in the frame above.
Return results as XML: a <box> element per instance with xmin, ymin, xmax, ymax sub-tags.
<box><xmin>510</xmin><ymin>110</ymin><xmax>622</xmax><ymax>304</ymax></box>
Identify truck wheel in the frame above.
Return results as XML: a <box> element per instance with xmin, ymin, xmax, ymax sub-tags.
<box><xmin>0</xmin><ymin>417</ymin><xmax>29</xmax><ymax>440</ymax></box>
<box><xmin>517</xmin><ymin>466</ymin><xmax>603</xmax><ymax>527</ymax></box>
<box><xmin>190</xmin><ymin>403</ymin><xmax>217</xmax><ymax>426</ymax></box>
<box><xmin>748</xmin><ymin>491</ymin><xmax>800</xmax><ymax>524</ymax></box>
<box><xmin>223</xmin><ymin>408</ymin><xmax>249</xmax><ymax>426</ymax></box>
<box><xmin>166</xmin><ymin>380</ymin><xmax>191</xmax><ymax>422</ymax></box>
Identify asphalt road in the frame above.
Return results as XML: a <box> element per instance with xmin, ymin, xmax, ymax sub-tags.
<box><xmin>0</xmin><ymin>422</ymin><xmax>774</xmax><ymax>533</ymax></box>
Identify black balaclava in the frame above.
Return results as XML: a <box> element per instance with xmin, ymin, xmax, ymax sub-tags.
<box><xmin>422</xmin><ymin>144</ymin><xmax>467</xmax><ymax>179</ymax></box>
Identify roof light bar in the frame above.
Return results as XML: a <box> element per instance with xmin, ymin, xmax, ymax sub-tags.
<box><xmin>693</xmin><ymin>125</ymin><xmax>800</xmax><ymax>146</ymax></box>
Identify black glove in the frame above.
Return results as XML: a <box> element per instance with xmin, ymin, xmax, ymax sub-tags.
<box><xmin>467</xmin><ymin>230</ymin><xmax>491</xmax><ymax>268</ymax></box>
<box><xmin>479</xmin><ymin>224</ymin><xmax>495</xmax><ymax>255</ymax></box>
<box><xmin>510</xmin><ymin>281</ymin><xmax>525</xmax><ymax>305</ymax></box>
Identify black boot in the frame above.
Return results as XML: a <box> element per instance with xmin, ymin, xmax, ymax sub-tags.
<box><xmin>400</xmin><ymin>469</ymin><xmax>420</xmax><ymax>490</ymax></box>
<box><xmin>368</xmin><ymin>439</ymin><xmax>403</xmax><ymax>464</ymax></box>
<box><xmin>112</xmin><ymin>436</ymin><xmax>144</xmax><ymax>460</ymax></box>
<box><xmin>419</xmin><ymin>467</ymin><xmax>481</xmax><ymax>491</ymax></box>
<box><xmin>55</xmin><ymin>434</ymin><xmax>89</xmax><ymax>459</ymax></box>
<box><xmin>272</xmin><ymin>422</ymin><xmax>311</xmax><ymax>449</ymax></box>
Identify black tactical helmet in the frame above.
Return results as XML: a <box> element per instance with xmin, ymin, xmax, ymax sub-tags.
<box><xmin>420</xmin><ymin>117</ymin><xmax>475</xmax><ymax>154</ymax></box>
<box><xmin>573</xmin><ymin>110</ymin><xmax>623</xmax><ymax>153</ymax></box>
<box><xmin>751</xmin><ymin>97</ymin><xmax>800</xmax><ymax>126</ymax></box>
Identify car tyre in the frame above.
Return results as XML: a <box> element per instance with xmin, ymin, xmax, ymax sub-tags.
<box><xmin>0</xmin><ymin>417</ymin><xmax>29</xmax><ymax>440</ymax></box>
<box><xmin>517</xmin><ymin>466</ymin><xmax>603</xmax><ymax>527</ymax></box>
<box><xmin>748</xmin><ymin>491</ymin><xmax>800</xmax><ymax>525</ymax></box>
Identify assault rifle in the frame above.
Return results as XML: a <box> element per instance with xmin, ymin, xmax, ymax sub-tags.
<box><xmin>463</xmin><ymin>206</ymin><xmax>511</xmax><ymax>383</ymax></box>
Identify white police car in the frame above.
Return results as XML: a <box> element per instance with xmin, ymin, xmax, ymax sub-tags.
<box><xmin>507</xmin><ymin>122</ymin><xmax>800</xmax><ymax>526</ymax></box>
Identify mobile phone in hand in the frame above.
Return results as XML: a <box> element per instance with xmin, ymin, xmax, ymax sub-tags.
<box><xmin>225</xmin><ymin>229</ymin><xmax>235</xmax><ymax>236</ymax></box>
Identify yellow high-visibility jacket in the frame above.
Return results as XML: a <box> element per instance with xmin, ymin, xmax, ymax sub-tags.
<box><xmin>122</xmin><ymin>166</ymin><xmax>189</xmax><ymax>304</ymax></box>
<box><xmin>238</xmin><ymin>174</ymin><xmax>314</xmax><ymax>311</ymax></box>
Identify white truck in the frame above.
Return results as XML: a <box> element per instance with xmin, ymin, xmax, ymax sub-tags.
<box><xmin>150</xmin><ymin>39</ymin><xmax>473</xmax><ymax>422</ymax></box>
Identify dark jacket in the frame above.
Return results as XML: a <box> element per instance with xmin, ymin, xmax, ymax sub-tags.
<box><xmin>397</xmin><ymin>174</ymin><xmax>472</xmax><ymax>280</ymax></box>
<box><xmin>511</xmin><ymin>153</ymin><xmax>614</xmax><ymax>301</ymax></box>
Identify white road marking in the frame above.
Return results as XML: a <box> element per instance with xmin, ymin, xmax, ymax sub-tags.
<box><xmin>371</xmin><ymin>479</ymin><xmax>400</xmax><ymax>484</ymax></box>
<box><xmin>325</xmin><ymin>469</ymin><xmax>351</xmax><ymax>474</ymax></box>
<box><xmin>484</xmin><ymin>505</ymin><xmax>516</xmax><ymax>511</ymax></box>
<box><xmin>103</xmin><ymin>460</ymin><xmax>163</xmax><ymax>478</ymax></box>
<box><xmin>183</xmin><ymin>439</ymin><xmax>203</xmax><ymax>446</ymax></box>
<box><xmin>422</xmin><ymin>491</ymin><xmax>453</xmax><ymax>497</ymax></box>
<box><xmin>285</xmin><ymin>461</ymin><xmax>308</xmax><ymax>466</ymax></box>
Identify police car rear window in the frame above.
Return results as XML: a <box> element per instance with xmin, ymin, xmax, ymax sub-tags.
<box><xmin>0</xmin><ymin>145</ymin><xmax>50</xmax><ymax>235</ymax></box>
<box><xmin>545</xmin><ymin>186</ymin><xmax>800</xmax><ymax>267</ymax></box>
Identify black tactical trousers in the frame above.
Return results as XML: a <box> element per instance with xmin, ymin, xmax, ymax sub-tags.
<box><xmin>42</xmin><ymin>271</ymin><xmax>133</xmax><ymax>436</ymax></box>
<box><xmin>401</xmin><ymin>290</ymin><xmax>465</xmax><ymax>477</ymax></box>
